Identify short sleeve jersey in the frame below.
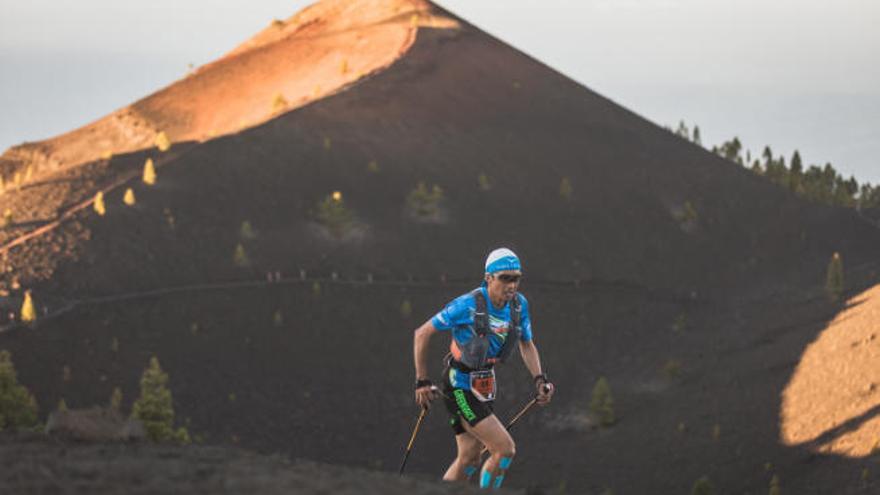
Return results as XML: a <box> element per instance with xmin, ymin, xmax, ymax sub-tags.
<box><xmin>431</xmin><ymin>287</ymin><xmax>533</xmax><ymax>389</ymax></box>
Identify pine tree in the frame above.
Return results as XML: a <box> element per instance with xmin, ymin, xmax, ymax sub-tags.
<box><xmin>239</xmin><ymin>221</ymin><xmax>256</xmax><ymax>240</ymax></box>
<box><xmin>692</xmin><ymin>126</ymin><xmax>702</xmax><ymax>146</ymax></box>
<box><xmin>143</xmin><ymin>158</ymin><xmax>157</xmax><ymax>185</ymax></box>
<box><xmin>155</xmin><ymin>131</ymin><xmax>171</xmax><ymax>152</ymax></box>
<box><xmin>0</xmin><ymin>350</ymin><xmax>39</xmax><ymax>430</ymax></box>
<box><xmin>826</xmin><ymin>252</ymin><xmax>844</xmax><ymax>302</ymax></box>
<box><xmin>590</xmin><ymin>376</ymin><xmax>615</xmax><ymax>426</ymax></box>
<box><xmin>131</xmin><ymin>356</ymin><xmax>189</xmax><ymax>443</ymax></box>
<box><xmin>20</xmin><ymin>290</ymin><xmax>36</xmax><ymax>323</ymax></box>
<box><xmin>94</xmin><ymin>191</ymin><xmax>106</xmax><ymax>216</ymax></box>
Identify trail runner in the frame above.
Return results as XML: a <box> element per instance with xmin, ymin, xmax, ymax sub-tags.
<box><xmin>413</xmin><ymin>248</ymin><xmax>554</xmax><ymax>489</ymax></box>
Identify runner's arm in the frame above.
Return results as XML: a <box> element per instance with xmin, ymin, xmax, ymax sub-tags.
<box><xmin>413</xmin><ymin>320</ymin><xmax>439</xmax><ymax>381</ymax></box>
<box><xmin>519</xmin><ymin>339</ymin><xmax>544</xmax><ymax>378</ymax></box>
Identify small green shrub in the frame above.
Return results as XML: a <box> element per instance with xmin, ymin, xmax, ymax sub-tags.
<box><xmin>769</xmin><ymin>475</ymin><xmax>781</xmax><ymax>495</ymax></box>
<box><xmin>407</xmin><ymin>182</ymin><xmax>444</xmax><ymax>217</ymax></box>
<box><xmin>662</xmin><ymin>359</ymin><xmax>682</xmax><ymax>379</ymax></box>
<box><xmin>239</xmin><ymin>221</ymin><xmax>256</xmax><ymax>240</ymax></box>
<box><xmin>589</xmin><ymin>376</ymin><xmax>615</xmax><ymax>427</ymax></box>
<box><xmin>131</xmin><ymin>356</ymin><xmax>190</xmax><ymax>444</ymax></box>
<box><xmin>477</xmin><ymin>173</ymin><xmax>491</xmax><ymax>191</ymax></box>
<box><xmin>57</xmin><ymin>398</ymin><xmax>68</xmax><ymax>412</ymax></box>
<box><xmin>0</xmin><ymin>350</ymin><xmax>39</xmax><ymax>430</ymax></box>
<box><xmin>400</xmin><ymin>300</ymin><xmax>412</xmax><ymax>318</ymax></box>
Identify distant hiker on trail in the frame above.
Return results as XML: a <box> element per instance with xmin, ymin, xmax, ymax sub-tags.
<box><xmin>412</xmin><ymin>248</ymin><xmax>554</xmax><ymax>489</ymax></box>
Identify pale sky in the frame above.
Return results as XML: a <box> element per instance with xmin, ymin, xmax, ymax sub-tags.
<box><xmin>2</xmin><ymin>0</ymin><xmax>878</xmax><ymax>182</ymax></box>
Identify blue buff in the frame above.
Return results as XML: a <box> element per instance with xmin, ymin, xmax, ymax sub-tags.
<box><xmin>480</xmin><ymin>470</ymin><xmax>493</xmax><ymax>489</ymax></box>
<box><xmin>464</xmin><ymin>465</ymin><xmax>478</xmax><ymax>479</ymax></box>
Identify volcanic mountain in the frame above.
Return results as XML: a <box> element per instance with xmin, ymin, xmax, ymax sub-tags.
<box><xmin>1</xmin><ymin>0</ymin><xmax>879</xmax><ymax>493</ymax></box>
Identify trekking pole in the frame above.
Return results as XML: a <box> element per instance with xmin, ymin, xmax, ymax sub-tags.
<box><xmin>399</xmin><ymin>386</ymin><xmax>439</xmax><ymax>476</ymax></box>
<box><xmin>480</xmin><ymin>384</ymin><xmax>551</xmax><ymax>456</ymax></box>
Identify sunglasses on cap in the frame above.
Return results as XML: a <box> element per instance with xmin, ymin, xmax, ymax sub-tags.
<box><xmin>494</xmin><ymin>273</ymin><xmax>522</xmax><ymax>283</ymax></box>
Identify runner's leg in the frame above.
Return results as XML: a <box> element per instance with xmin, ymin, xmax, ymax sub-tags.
<box><xmin>462</xmin><ymin>414</ymin><xmax>515</xmax><ymax>489</ymax></box>
<box><xmin>442</xmin><ymin>431</ymin><xmax>482</xmax><ymax>481</ymax></box>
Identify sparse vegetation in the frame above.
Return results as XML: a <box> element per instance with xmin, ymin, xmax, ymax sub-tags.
<box><xmin>111</xmin><ymin>337</ymin><xmax>119</xmax><ymax>353</ymax></box>
<box><xmin>672</xmin><ymin>312</ymin><xmax>687</xmax><ymax>334</ymax></box>
<box><xmin>240</xmin><ymin>220</ymin><xmax>256</xmax><ymax>240</ymax></box>
<box><xmin>20</xmin><ymin>290</ymin><xmax>36</xmax><ymax>323</ymax></box>
<box><xmin>142</xmin><ymin>158</ymin><xmax>157</xmax><ymax>186</ymax></box>
<box><xmin>769</xmin><ymin>475</ymin><xmax>781</xmax><ymax>495</ymax></box>
<box><xmin>826</xmin><ymin>252</ymin><xmax>844</xmax><ymax>302</ymax></box>
<box><xmin>712</xmin><ymin>423</ymin><xmax>721</xmax><ymax>441</ymax></box>
<box><xmin>323</xmin><ymin>136</ymin><xmax>332</xmax><ymax>150</ymax></box>
<box><xmin>400</xmin><ymin>300</ymin><xmax>412</xmax><ymax>318</ymax></box>
<box><xmin>272</xmin><ymin>93</ymin><xmax>288</xmax><ymax>113</ymax></box>
<box><xmin>123</xmin><ymin>188</ymin><xmax>136</xmax><ymax>206</ymax></box>
<box><xmin>367</xmin><ymin>160</ymin><xmax>380</xmax><ymax>173</ymax></box>
<box><xmin>271</xmin><ymin>18</ymin><xmax>285</xmax><ymax>28</ymax></box>
<box><xmin>62</xmin><ymin>365</ymin><xmax>71</xmax><ymax>382</ymax></box>
<box><xmin>110</xmin><ymin>387</ymin><xmax>122</xmax><ymax>411</ymax></box>
<box><xmin>233</xmin><ymin>243</ymin><xmax>250</xmax><ymax>268</ymax></box>
<box><xmin>57</xmin><ymin>398</ymin><xmax>68</xmax><ymax>412</ymax></box>
<box><xmin>590</xmin><ymin>376</ymin><xmax>615</xmax><ymax>427</ymax></box>
<box><xmin>94</xmin><ymin>191</ymin><xmax>106</xmax><ymax>216</ymax></box>
<box><xmin>477</xmin><ymin>173</ymin><xmax>491</xmax><ymax>191</ymax></box>
<box><xmin>339</xmin><ymin>59</ymin><xmax>348</xmax><ymax>74</ymax></box>
<box><xmin>315</xmin><ymin>192</ymin><xmax>354</xmax><ymax>237</ymax></box>
<box><xmin>312</xmin><ymin>281</ymin><xmax>321</xmax><ymax>296</ymax></box>
<box><xmin>691</xmin><ymin>476</ymin><xmax>714</xmax><ymax>495</ymax></box>
<box><xmin>662</xmin><ymin>359</ymin><xmax>682</xmax><ymax>380</ymax></box>
<box><xmin>0</xmin><ymin>350</ymin><xmax>39</xmax><ymax>431</ymax></box>
<box><xmin>273</xmin><ymin>310</ymin><xmax>283</xmax><ymax>327</ymax></box>
<box><xmin>131</xmin><ymin>356</ymin><xmax>190</xmax><ymax>444</ymax></box>
<box><xmin>559</xmin><ymin>177</ymin><xmax>573</xmax><ymax>201</ymax></box>
<box><xmin>407</xmin><ymin>182</ymin><xmax>444</xmax><ymax>218</ymax></box>
<box><xmin>155</xmin><ymin>131</ymin><xmax>171</xmax><ymax>152</ymax></box>
<box><xmin>1</xmin><ymin>209</ymin><xmax>11</xmax><ymax>228</ymax></box>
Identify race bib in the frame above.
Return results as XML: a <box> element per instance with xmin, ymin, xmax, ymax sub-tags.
<box><xmin>469</xmin><ymin>369</ymin><xmax>496</xmax><ymax>402</ymax></box>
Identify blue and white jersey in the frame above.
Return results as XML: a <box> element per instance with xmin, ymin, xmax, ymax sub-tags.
<box><xmin>431</xmin><ymin>287</ymin><xmax>533</xmax><ymax>389</ymax></box>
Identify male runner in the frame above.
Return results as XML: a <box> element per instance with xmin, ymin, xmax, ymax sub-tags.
<box><xmin>412</xmin><ymin>248</ymin><xmax>554</xmax><ymax>489</ymax></box>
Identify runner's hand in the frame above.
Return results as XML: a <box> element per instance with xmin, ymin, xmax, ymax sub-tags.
<box><xmin>535</xmin><ymin>377</ymin><xmax>554</xmax><ymax>405</ymax></box>
<box><xmin>415</xmin><ymin>383</ymin><xmax>437</xmax><ymax>408</ymax></box>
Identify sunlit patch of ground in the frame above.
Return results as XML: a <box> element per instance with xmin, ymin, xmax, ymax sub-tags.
<box><xmin>781</xmin><ymin>284</ymin><xmax>880</xmax><ymax>457</ymax></box>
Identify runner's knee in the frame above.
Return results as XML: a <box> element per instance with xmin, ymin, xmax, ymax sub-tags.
<box><xmin>491</xmin><ymin>439</ymin><xmax>515</xmax><ymax>458</ymax></box>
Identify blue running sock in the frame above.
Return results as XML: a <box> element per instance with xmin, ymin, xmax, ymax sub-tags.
<box><xmin>479</xmin><ymin>470</ymin><xmax>492</xmax><ymax>489</ymax></box>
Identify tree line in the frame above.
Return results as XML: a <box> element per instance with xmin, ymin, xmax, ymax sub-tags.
<box><xmin>672</xmin><ymin>121</ymin><xmax>880</xmax><ymax>210</ymax></box>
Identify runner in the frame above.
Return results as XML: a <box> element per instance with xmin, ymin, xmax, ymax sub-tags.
<box><xmin>412</xmin><ymin>248</ymin><xmax>554</xmax><ymax>489</ymax></box>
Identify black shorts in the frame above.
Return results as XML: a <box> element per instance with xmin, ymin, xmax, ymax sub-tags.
<box><xmin>443</xmin><ymin>382</ymin><xmax>494</xmax><ymax>435</ymax></box>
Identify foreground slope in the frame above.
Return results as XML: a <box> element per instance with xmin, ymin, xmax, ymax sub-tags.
<box><xmin>1</xmin><ymin>1</ymin><xmax>879</xmax><ymax>494</ymax></box>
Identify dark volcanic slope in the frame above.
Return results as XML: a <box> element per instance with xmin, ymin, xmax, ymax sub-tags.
<box><xmin>1</xmin><ymin>3</ymin><xmax>880</xmax><ymax>495</ymax></box>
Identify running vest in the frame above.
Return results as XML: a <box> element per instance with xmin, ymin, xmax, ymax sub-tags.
<box><xmin>453</xmin><ymin>289</ymin><xmax>522</xmax><ymax>370</ymax></box>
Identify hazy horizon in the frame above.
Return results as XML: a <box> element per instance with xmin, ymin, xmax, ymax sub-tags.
<box><xmin>2</xmin><ymin>0</ymin><xmax>877</xmax><ymax>183</ymax></box>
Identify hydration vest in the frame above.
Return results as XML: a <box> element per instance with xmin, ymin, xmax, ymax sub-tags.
<box><xmin>450</xmin><ymin>288</ymin><xmax>522</xmax><ymax>370</ymax></box>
